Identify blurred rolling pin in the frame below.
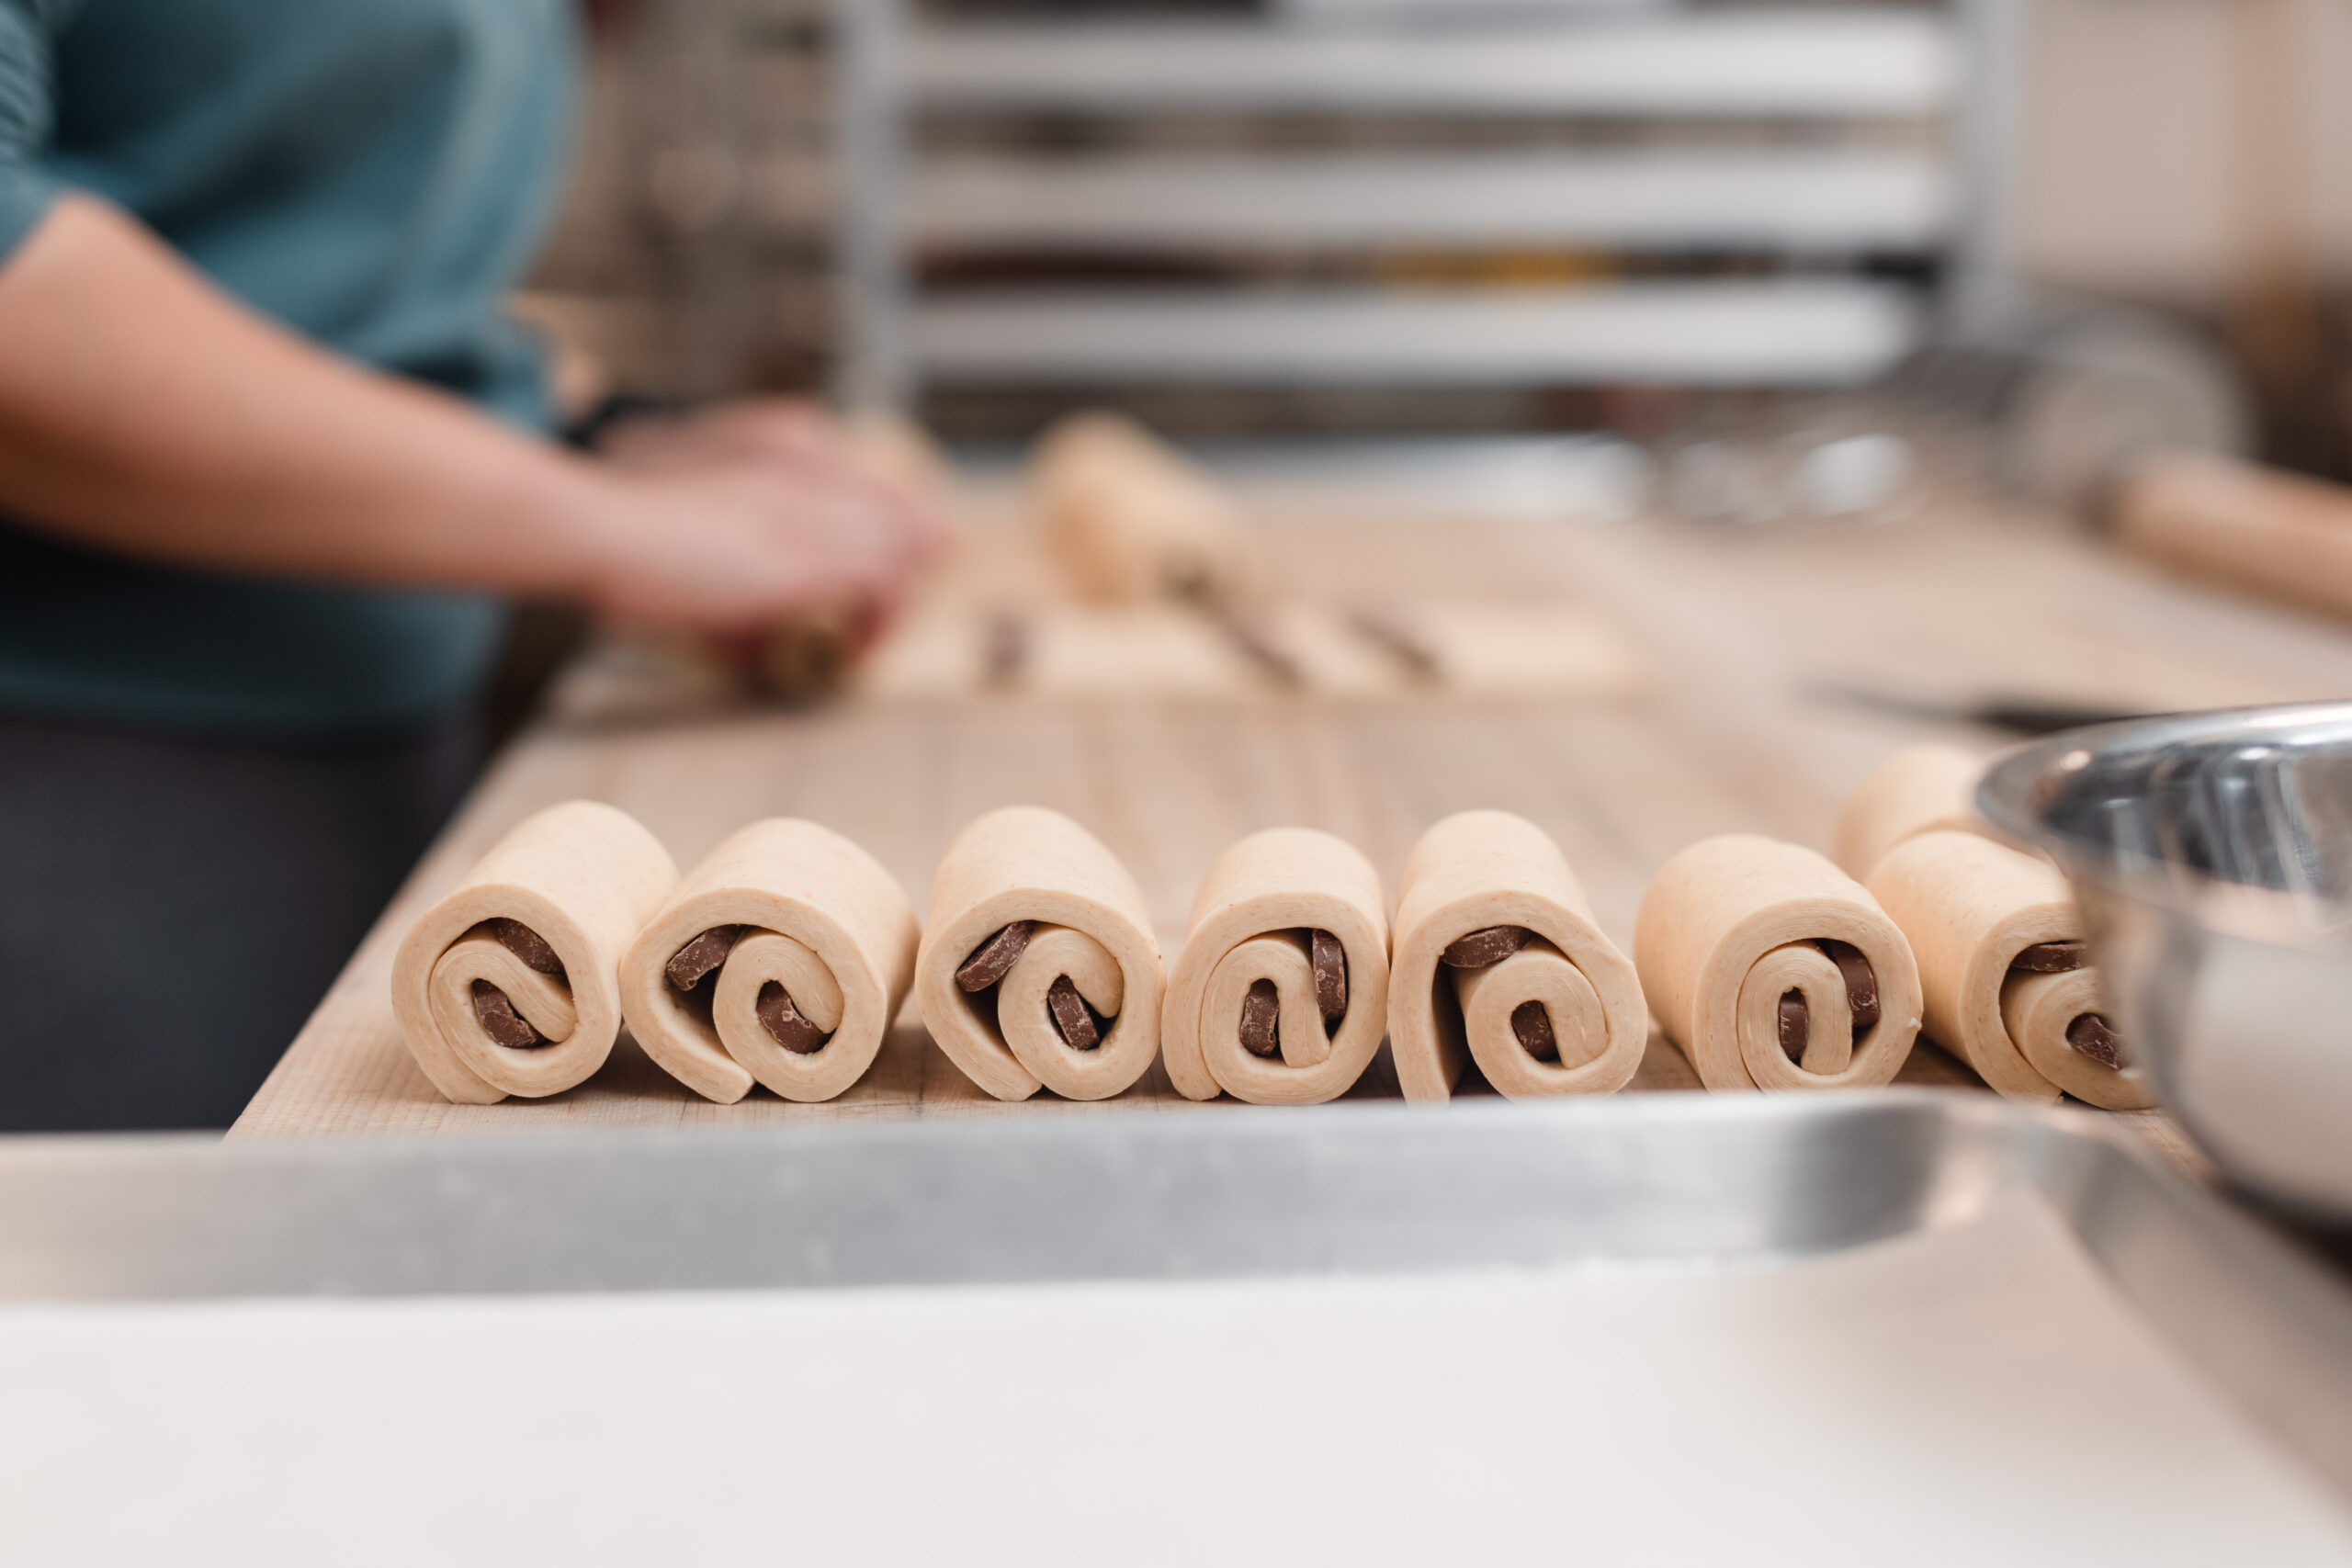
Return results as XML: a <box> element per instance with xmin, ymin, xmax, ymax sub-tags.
<box><xmin>1029</xmin><ymin>411</ymin><xmax>1261</xmax><ymax>606</ymax></box>
<box><xmin>2113</xmin><ymin>450</ymin><xmax>2352</xmax><ymax>623</ymax></box>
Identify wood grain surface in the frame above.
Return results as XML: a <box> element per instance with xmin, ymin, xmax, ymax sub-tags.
<box><xmin>234</xmin><ymin>479</ymin><xmax>2352</xmax><ymax>1179</ymax></box>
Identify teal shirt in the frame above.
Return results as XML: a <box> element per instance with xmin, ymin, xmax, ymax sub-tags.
<box><xmin>0</xmin><ymin>0</ymin><xmax>576</xmax><ymax>737</ymax></box>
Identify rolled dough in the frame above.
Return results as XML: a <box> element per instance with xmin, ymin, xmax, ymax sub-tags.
<box><xmin>390</xmin><ymin>801</ymin><xmax>677</xmax><ymax>1104</ymax></box>
<box><xmin>915</xmin><ymin>807</ymin><xmax>1165</xmax><ymax>1101</ymax></box>
<box><xmin>1868</xmin><ymin>829</ymin><xmax>2154</xmax><ymax>1111</ymax></box>
<box><xmin>1031</xmin><ymin>411</ymin><xmax>1259</xmax><ymax>605</ymax></box>
<box><xmin>1832</xmin><ymin>743</ymin><xmax>1991</xmax><ymax>881</ymax></box>
<box><xmin>1634</xmin><ymin>834</ymin><xmax>1922</xmax><ymax>1092</ymax></box>
<box><xmin>1389</xmin><ymin>810</ymin><xmax>1645</xmax><ymax>1101</ymax></box>
<box><xmin>1162</xmin><ymin>828</ymin><xmax>1390</xmax><ymax>1104</ymax></box>
<box><xmin>620</xmin><ymin>818</ymin><xmax>920</xmax><ymax>1104</ymax></box>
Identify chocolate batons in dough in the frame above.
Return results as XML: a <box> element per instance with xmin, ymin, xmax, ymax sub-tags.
<box><xmin>621</xmin><ymin>818</ymin><xmax>920</xmax><ymax>1103</ymax></box>
<box><xmin>1161</xmin><ymin>829</ymin><xmax>1390</xmax><ymax>1105</ymax></box>
<box><xmin>1389</xmin><ymin>810</ymin><xmax>1646</xmax><ymax>1101</ymax></box>
<box><xmin>390</xmin><ymin>801</ymin><xmax>677</xmax><ymax>1104</ymax></box>
<box><xmin>915</xmin><ymin>807</ymin><xmax>1166</xmax><ymax>1101</ymax></box>
<box><xmin>1866</xmin><ymin>829</ymin><xmax>2153</xmax><ymax>1111</ymax></box>
<box><xmin>1634</xmin><ymin>834</ymin><xmax>1922</xmax><ymax>1092</ymax></box>
<box><xmin>1831</xmin><ymin>743</ymin><xmax>1992</xmax><ymax>881</ymax></box>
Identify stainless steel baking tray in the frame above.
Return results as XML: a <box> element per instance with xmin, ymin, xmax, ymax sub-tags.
<box><xmin>5</xmin><ymin>1093</ymin><xmax>2352</xmax><ymax>1496</ymax></box>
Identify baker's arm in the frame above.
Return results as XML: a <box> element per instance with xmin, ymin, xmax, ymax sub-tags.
<box><xmin>0</xmin><ymin>193</ymin><xmax>945</xmax><ymax>632</ymax></box>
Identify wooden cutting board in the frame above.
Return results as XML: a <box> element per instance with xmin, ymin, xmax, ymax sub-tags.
<box><xmin>233</xmin><ymin>488</ymin><xmax>2352</xmax><ymax>1179</ymax></box>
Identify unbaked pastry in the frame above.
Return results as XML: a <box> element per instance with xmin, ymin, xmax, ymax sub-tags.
<box><xmin>1831</xmin><ymin>743</ymin><xmax>1990</xmax><ymax>881</ymax></box>
<box><xmin>915</xmin><ymin>807</ymin><xmax>1166</xmax><ymax>1100</ymax></box>
<box><xmin>390</xmin><ymin>800</ymin><xmax>677</xmax><ymax>1104</ymax></box>
<box><xmin>621</xmin><ymin>818</ymin><xmax>920</xmax><ymax>1103</ymax></box>
<box><xmin>1031</xmin><ymin>411</ymin><xmax>1258</xmax><ymax>605</ymax></box>
<box><xmin>1634</xmin><ymin>834</ymin><xmax>1921</xmax><ymax>1092</ymax></box>
<box><xmin>1390</xmin><ymin>810</ymin><xmax>1645</xmax><ymax>1100</ymax></box>
<box><xmin>1162</xmin><ymin>829</ymin><xmax>1389</xmax><ymax>1105</ymax></box>
<box><xmin>1867</xmin><ymin>829</ymin><xmax>2152</xmax><ymax>1110</ymax></box>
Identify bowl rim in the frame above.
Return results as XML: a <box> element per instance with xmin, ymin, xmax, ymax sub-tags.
<box><xmin>1977</xmin><ymin>699</ymin><xmax>2352</xmax><ymax>947</ymax></box>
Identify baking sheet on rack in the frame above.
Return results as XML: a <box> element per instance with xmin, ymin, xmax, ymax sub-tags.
<box><xmin>3</xmin><ymin>1190</ymin><xmax>2346</xmax><ymax>1564</ymax></box>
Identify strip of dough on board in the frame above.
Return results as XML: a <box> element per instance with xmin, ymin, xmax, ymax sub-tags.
<box><xmin>915</xmin><ymin>807</ymin><xmax>1166</xmax><ymax>1101</ymax></box>
<box><xmin>1867</xmin><ymin>830</ymin><xmax>2152</xmax><ymax>1110</ymax></box>
<box><xmin>1634</xmin><ymin>834</ymin><xmax>1921</xmax><ymax>1092</ymax></box>
<box><xmin>620</xmin><ymin>819</ymin><xmax>920</xmax><ymax>1103</ymax></box>
<box><xmin>390</xmin><ymin>801</ymin><xmax>677</xmax><ymax>1104</ymax></box>
<box><xmin>1390</xmin><ymin>810</ymin><xmax>1645</xmax><ymax>1101</ymax></box>
<box><xmin>1162</xmin><ymin>829</ymin><xmax>1390</xmax><ymax>1105</ymax></box>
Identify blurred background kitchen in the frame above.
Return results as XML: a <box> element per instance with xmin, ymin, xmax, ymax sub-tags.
<box><xmin>528</xmin><ymin>0</ymin><xmax>2349</xmax><ymax>496</ymax></box>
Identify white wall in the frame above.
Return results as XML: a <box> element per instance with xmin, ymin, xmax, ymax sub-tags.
<box><xmin>2019</xmin><ymin>0</ymin><xmax>2350</xmax><ymax>306</ymax></box>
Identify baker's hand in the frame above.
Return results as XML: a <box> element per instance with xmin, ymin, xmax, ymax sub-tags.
<box><xmin>574</xmin><ymin>458</ymin><xmax>926</xmax><ymax>637</ymax></box>
<box><xmin>595</xmin><ymin>397</ymin><xmax>958</xmax><ymax>570</ymax></box>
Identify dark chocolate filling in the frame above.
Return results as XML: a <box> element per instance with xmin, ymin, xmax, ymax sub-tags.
<box><xmin>956</xmin><ymin>921</ymin><xmax>1036</xmax><ymax>992</ymax></box>
<box><xmin>489</xmin><ymin>918</ymin><xmax>565</xmax><ymax>979</ymax></box>
<box><xmin>983</xmin><ymin>614</ymin><xmax>1029</xmax><ymax>689</ymax></box>
<box><xmin>755</xmin><ymin>982</ymin><xmax>829</xmax><ymax>1054</ymax></box>
<box><xmin>1046</xmin><ymin>975</ymin><xmax>1102</xmax><ymax>1051</ymax></box>
<box><xmin>1442</xmin><ymin>925</ymin><xmax>1532</xmax><ymax>969</ymax></box>
<box><xmin>1778</xmin><ymin>943</ymin><xmax>1882</xmax><ymax>1066</ymax></box>
<box><xmin>1817</xmin><ymin>941</ymin><xmax>1881</xmax><ymax>1032</ymax></box>
<box><xmin>1777</xmin><ymin>992</ymin><xmax>1811</xmax><ymax>1065</ymax></box>
<box><xmin>1512</xmin><ymin>1000</ymin><xmax>1558</xmax><ymax>1062</ymax></box>
<box><xmin>1239</xmin><ymin>978</ymin><xmax>1283</xmax><ymax>1056</ymax></box>
<box><xmin>2011</xmin><ymin>941</ymin><xmax>2087</xmax><ymax>974</ymax></box>
<box><xmin>666</xmin><ymin>926</ymin><xmax>744</xmax><ymax>992</ymax></box>
<box><xmin>2065</xmin><ymin>1012</ymin><xmax>2127</xmax><ymax>1070</ymax></box>
<box><xmin>1207</xmin><ymin>601</ymin><xmax>1306</xmax><ymax>687</ymax></box>
<box><xmin>1310</xmin><ymin>929</ymin><xmax>1348</xmax><ymax>1023</ymax></box>
<box><xmin>470</xmin><ymin>980</ymin><xmax>548</xmax><ymax>1049</ymax></box>
<box><xmin>1348</xmin><ymin>606</ymin><xmax>1443</xmax><ymax>682</ymax></box>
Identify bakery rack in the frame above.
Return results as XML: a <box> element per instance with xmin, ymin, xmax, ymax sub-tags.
<box><xmin>831</xmin><ymin>0</ymin><xmax>2028</xmax><ymax>414</ymax></box>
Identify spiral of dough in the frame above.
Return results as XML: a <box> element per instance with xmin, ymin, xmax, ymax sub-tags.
<box><xmin>1390</xmin><ymin>810</ymin><xmax>1645</xmax><ymax>1101</ymax></box>
<box><xmin>1162</xmin><ymin>829</ymin><xmax>1389</xmax><ymax>1105</ymax></box>
<box><xmin>915</xmin><ymin>807</ymin><xmax>1166</xmax><ymax>1101</ymax></box>
<box><xmin>1866</xmin><ymin>829</ymin><xmax>2153</xmax><ymax>1110</ymax></box>
<box><xmin>391</xmin><ymin>801</ymin><xmax>677</xmax><ymax>1104</ymax></box>
<box><xmin>1634</xmin><ymin>834</ymin><xmax>1921</xmax><ymax>1092</ymax></box>
<box><xmin>621</xmin><ymin>818</ymin><xmax>919</xmax><ymax>1104</ymax></box>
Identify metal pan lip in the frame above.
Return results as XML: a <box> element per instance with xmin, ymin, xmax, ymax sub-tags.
<box><xmin>0</xmin><ymin>1091</ymin><xmax>2048</xmax><ymax>1306</ymax></box>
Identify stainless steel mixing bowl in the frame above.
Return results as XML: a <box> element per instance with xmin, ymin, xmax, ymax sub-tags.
<box><xmin>1982</xmin><ymin>702</ymin><xmax>2352</xmax><ymax>1218</ymax></box>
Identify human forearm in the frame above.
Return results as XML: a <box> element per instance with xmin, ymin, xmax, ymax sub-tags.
<box><xmin>0</xmin><ymin>195</ymin><xmax>628</xmax><ymax>597</ymax></box>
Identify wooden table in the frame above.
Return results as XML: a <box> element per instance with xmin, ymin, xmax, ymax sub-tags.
<box><xmin>233</xmin><ymin>471</ymin><xmax>2352</xmax><ymax>1175</ymax></box>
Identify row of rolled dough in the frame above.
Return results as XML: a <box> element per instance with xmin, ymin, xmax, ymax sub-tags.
<box><xmin>390</xmin><ymin>755</ymin><xmax>2143</xmax><ymax>1111</ymax></box>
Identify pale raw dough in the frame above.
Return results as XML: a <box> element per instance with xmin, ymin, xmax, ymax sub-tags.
<box><xmin>1031</xmin><ymin>411</ymin><xmax>1259</xmax><ymax>605</ymax></box>
<box><xmin>390</xmin><ymin>801</ymin><xmax>677</xmax><ymax>1104</ymax></box>
<box><xmin>1831</xmin><ymin>743</ymin><xmax>1991</xmax><ymax>880</ymax></box>
<box><xmin>1634</xmin><ymin>834</ymin><xmax>1922</xmax><ymax>1092</ymax></box>
<box><xmin>1385</xmin><ymin>600</ymin><xmax>1643</xmax><ymax>700</ymax></box>
<box><xmin>1389</xmin><ymin>810</ymin><xmax>1645</xmax><ymax>1101</ymax></box>
<box><xmin>915</xmin><ymin>807</ymin><xmax>1165</xmax><ymax>1101</ymax></box>
<box><xmin>1021</xmin><ymin>604</ymin><xmax>1258</xmax><ymax>698</ymax></box>
<box><xmin>1869</xmin><ymin>830</ymin><xmax>2154</xmax><ymax>1111</ymax></box>
<box><xmin>620</xmin><ymin>818</ymin><xmax>920</xmax><ymax>1104</ymax></box>
<box><xmin>1161</xmin><ymin>828</ymin><xmax>1390</xmax><ymax>1104</ymax></box>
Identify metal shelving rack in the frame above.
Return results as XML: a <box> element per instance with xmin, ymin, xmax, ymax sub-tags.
<box><xmin>832</xmin><ymin>0</ymin><xmax>2025</xmax><ymax>415</ymax></box>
